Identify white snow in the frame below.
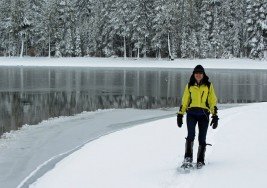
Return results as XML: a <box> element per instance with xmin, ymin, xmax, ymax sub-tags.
<box><xmin>0</xmin><ymin>108</ymin><xmax>176</xmax><ymax>188</ymax></box>
<box><xmin>29</xmin><ymin>103</ymin><xmax>267</xmax><ymax>188</ymax></box>
<box><xmin>0</xmin><ymin>57</ymin><xmax>266</xmax><ymax>69</ymax></box>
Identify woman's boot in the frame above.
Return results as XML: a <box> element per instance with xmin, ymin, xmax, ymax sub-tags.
<box><xmin>181</xmin><ymin>140</ymin><xmax>194</xmax><ymax>168</ymax></box>
<box><xmin>197</xmin><ymin>144</ymin><xmax>206</xmax><ymax>169</ymax></box>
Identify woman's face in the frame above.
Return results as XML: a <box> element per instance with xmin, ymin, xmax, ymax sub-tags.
<box><xmin>194</xmin><ymin>72</ymin><xmax>204</xmax><ymax>83</ymax></box>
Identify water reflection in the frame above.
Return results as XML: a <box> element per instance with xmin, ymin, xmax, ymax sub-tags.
<box><xmin>0</xmin><ymin>67</ymin><xmax>267</xmax><ymax>135</ymax></box>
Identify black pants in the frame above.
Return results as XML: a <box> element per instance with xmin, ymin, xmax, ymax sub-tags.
<box><xmin>186</xmin><ymin>108</ymin><xmax>209</xmax><ymax>145</ymax></box>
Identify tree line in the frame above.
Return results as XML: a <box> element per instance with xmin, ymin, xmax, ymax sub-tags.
<box><xmin>0</xmin><ymin>0</ymin><xmax>266</xmax><ymax>59</ymax></box>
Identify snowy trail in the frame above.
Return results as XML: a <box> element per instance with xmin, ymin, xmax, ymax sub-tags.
<box><xmin>29</xmin><ymin>103</ymin><xmax>267</xmax><ymax>188</ymax></box>
<box><xmin>0</xmin><ymin>108</ymin><xmax>176</xmax><ymax>188</ymax></box>
<box><xmin>194</xmin><ymin>104</ymin><xmax>267</xmax><ymax>188</ymax></box>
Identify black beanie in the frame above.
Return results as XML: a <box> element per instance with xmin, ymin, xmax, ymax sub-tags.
<box><xmin>193</xmin><ymin>65</ymin><xmax>205</xmax><ymax>74</ymax></box>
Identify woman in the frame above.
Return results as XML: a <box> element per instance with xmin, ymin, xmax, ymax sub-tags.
<box><xmin>177</xmin><ymin>65</ymin><xmax>219</xmax><ymax>169</ymax></box>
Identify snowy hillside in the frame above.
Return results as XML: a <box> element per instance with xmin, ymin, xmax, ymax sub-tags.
<box><xmin>28</xmin><ymin>103</ymin><xmax>267</xmax><ymax>188</ymax></box>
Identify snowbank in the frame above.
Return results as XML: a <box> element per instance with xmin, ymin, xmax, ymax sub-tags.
<box><xmin>0</xmin><ymin>57</ymin><xmax>266</xmax><ymax>69</ymax></box>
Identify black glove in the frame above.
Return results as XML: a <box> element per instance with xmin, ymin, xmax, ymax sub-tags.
<box><xmin>177</xmin><ymin>114</ymin><xmax>183</xmax><ymax>128</ymax></box>
<box><xmin>210</xmin><ymin>115</ymin><xmax>219</xmax><ymax>129</ymax></box>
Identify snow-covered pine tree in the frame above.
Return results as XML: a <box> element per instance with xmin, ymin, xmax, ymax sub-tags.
<box><xmin>0</xmin><ymin>0</ymin><xmax>12</xmax><ymax>56</ymax></box>
<box><xmin>230</xmin><ymin>0</ymin><xmax>247</xmax><ymax>58</ymax></box>
<box><xmin>88</xmin><ymin>0</ymin><xmax>115</xmax><ymax>57</ymax></box>
<box><xmin>76</xmin><ymin>0</ymin><xmax>95</xmax><ymax>56</ymax></box>
<box><xmin>63</xmin><ymin>0</ymin><xmax>76</xmax><ymax>57</ymax></box>
<box><xmin>199</xmin><ymin>0</ymin><xmax>212</xmax><ymax>58</ymax></box>
<box><xmin>131</xmin><ymin>0</ymin><xmax>156</xmax><ymax>58</ymax></box>
<box><xmin>5</xmin><ymin>0</ymin><xmax>30</xmax><ymax>57</ymax></box>
<box><xmin>26</xmin><ymin>0</ymin><xmax>46</xmax><ymax>56</ymax></box>
<box><xmin>246</xmin><ymin>0</ymin><xmax>267</xmax><ymax>59</ymax></box>
<box><xmin>52</xmin><ymin>0</ymin><xmax>68</xmax><ymax>57</ymax></box>
<box><xmin>152</xmin><ymin>0</ymin><xmax>166</xmax><ymax>59</ymax></box>
<box><xmin>110</xmin><ymin>0</ymin><xmax>134</xmax><ymax>59</ymax></box>
<box><xmin>74</xmin><ymin>27</ymin><xmax>82</xmax><ymax>57</ymax></box>
<box><xmin>210</xmin><ymin>0</ymin><xmax>223</xmax><ymax>58</ymax></box>
<box><xmin>65</xmin><ymin>28</ymin><xmax>73</xmax><ymax>57</ymax></box>
<box><xmin>181</xmin><ymin>0</ymin><xmax>199</xmax><ymax>58</ymax></box>
<box><xmin>217</xmin><ymin>0</ymin><xmax>232</xmax><ymax>58</ymax></box>
<box><xmin>41</xmin><ymin>0</ymin><xmax>57</xmax><ymax>57</ymax></box>
<box><xmin>180</xmin><ymin>0</ymin><xmax>189</xmax><ymax>58</ymax></box>
<box><xmin>152</xmin><ymin>0</ymin><xmax>178</xmax><ymax>59</ymax></box>
<box><xmin>15</xmin><ymin>0</ymin><xmax>33</xmax><ymax>57</ymax></box>
<box><xmin>70</xmin><ymin>2</ymin><xmax>82</xmax><ymax>57</ymax></box>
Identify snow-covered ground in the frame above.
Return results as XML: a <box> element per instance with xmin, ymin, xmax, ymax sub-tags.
<box><xmin>0</xmin><ymin>108</ymin><xmax>177</xmax><ymax>188</ymax></box>
<box><xmin>29</xmin><ymin>103</ymin><xmax>267</xmax><ymax>188</ymax></box>
<box><xmin>0</xmin><ymin>57</ymin><xmax>266</xmax><ymax>69</ymax></box>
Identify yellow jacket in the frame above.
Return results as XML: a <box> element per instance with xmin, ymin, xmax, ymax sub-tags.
<box><xmin>178</xmin><ymin>83</ymin><xmax>217</xmax><ymax>115</ymax></box>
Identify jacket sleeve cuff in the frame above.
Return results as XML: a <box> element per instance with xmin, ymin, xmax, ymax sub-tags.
<box><xmin>211</xmin><ymin>106</ymin><xmax>218</xmax><ymax>116</ymax></box>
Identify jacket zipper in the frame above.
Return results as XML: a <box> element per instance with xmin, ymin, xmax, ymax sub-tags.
<box><xmin>201</xmin><ymin>91</ymin><xmax>204</xmax><ymax>103</ymax></box>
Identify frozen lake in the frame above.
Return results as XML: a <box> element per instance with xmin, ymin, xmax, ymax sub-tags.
<box><xmin>1</xmin><ymin>66</ymin><xmax>267</xmax><ymax>135</ymax></box>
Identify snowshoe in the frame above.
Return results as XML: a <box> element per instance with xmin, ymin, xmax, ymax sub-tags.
<box><xmin>196</xmin><ymin>162</ymin><xmax>205</xmax><ymax>169</ymax></box>
<box><xmin>181</xmin><ymin>162</ymin><xmax>194</xmax><ymax>169</ymax></box>
<box><xmin>180</xmin><ymin>157</ymin><xmax>193</xmax><ymax>169</ymax></box>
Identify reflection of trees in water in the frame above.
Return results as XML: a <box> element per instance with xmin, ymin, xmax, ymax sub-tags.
<box><xmin>0</xmin><ymin>67</ymin><xmax>266</xmax><ymax>136</ymax></box>
<box><xmin>0</xmin><ymin>91</ymin><xmax>178</xmax><ymax>136</ymax></box>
